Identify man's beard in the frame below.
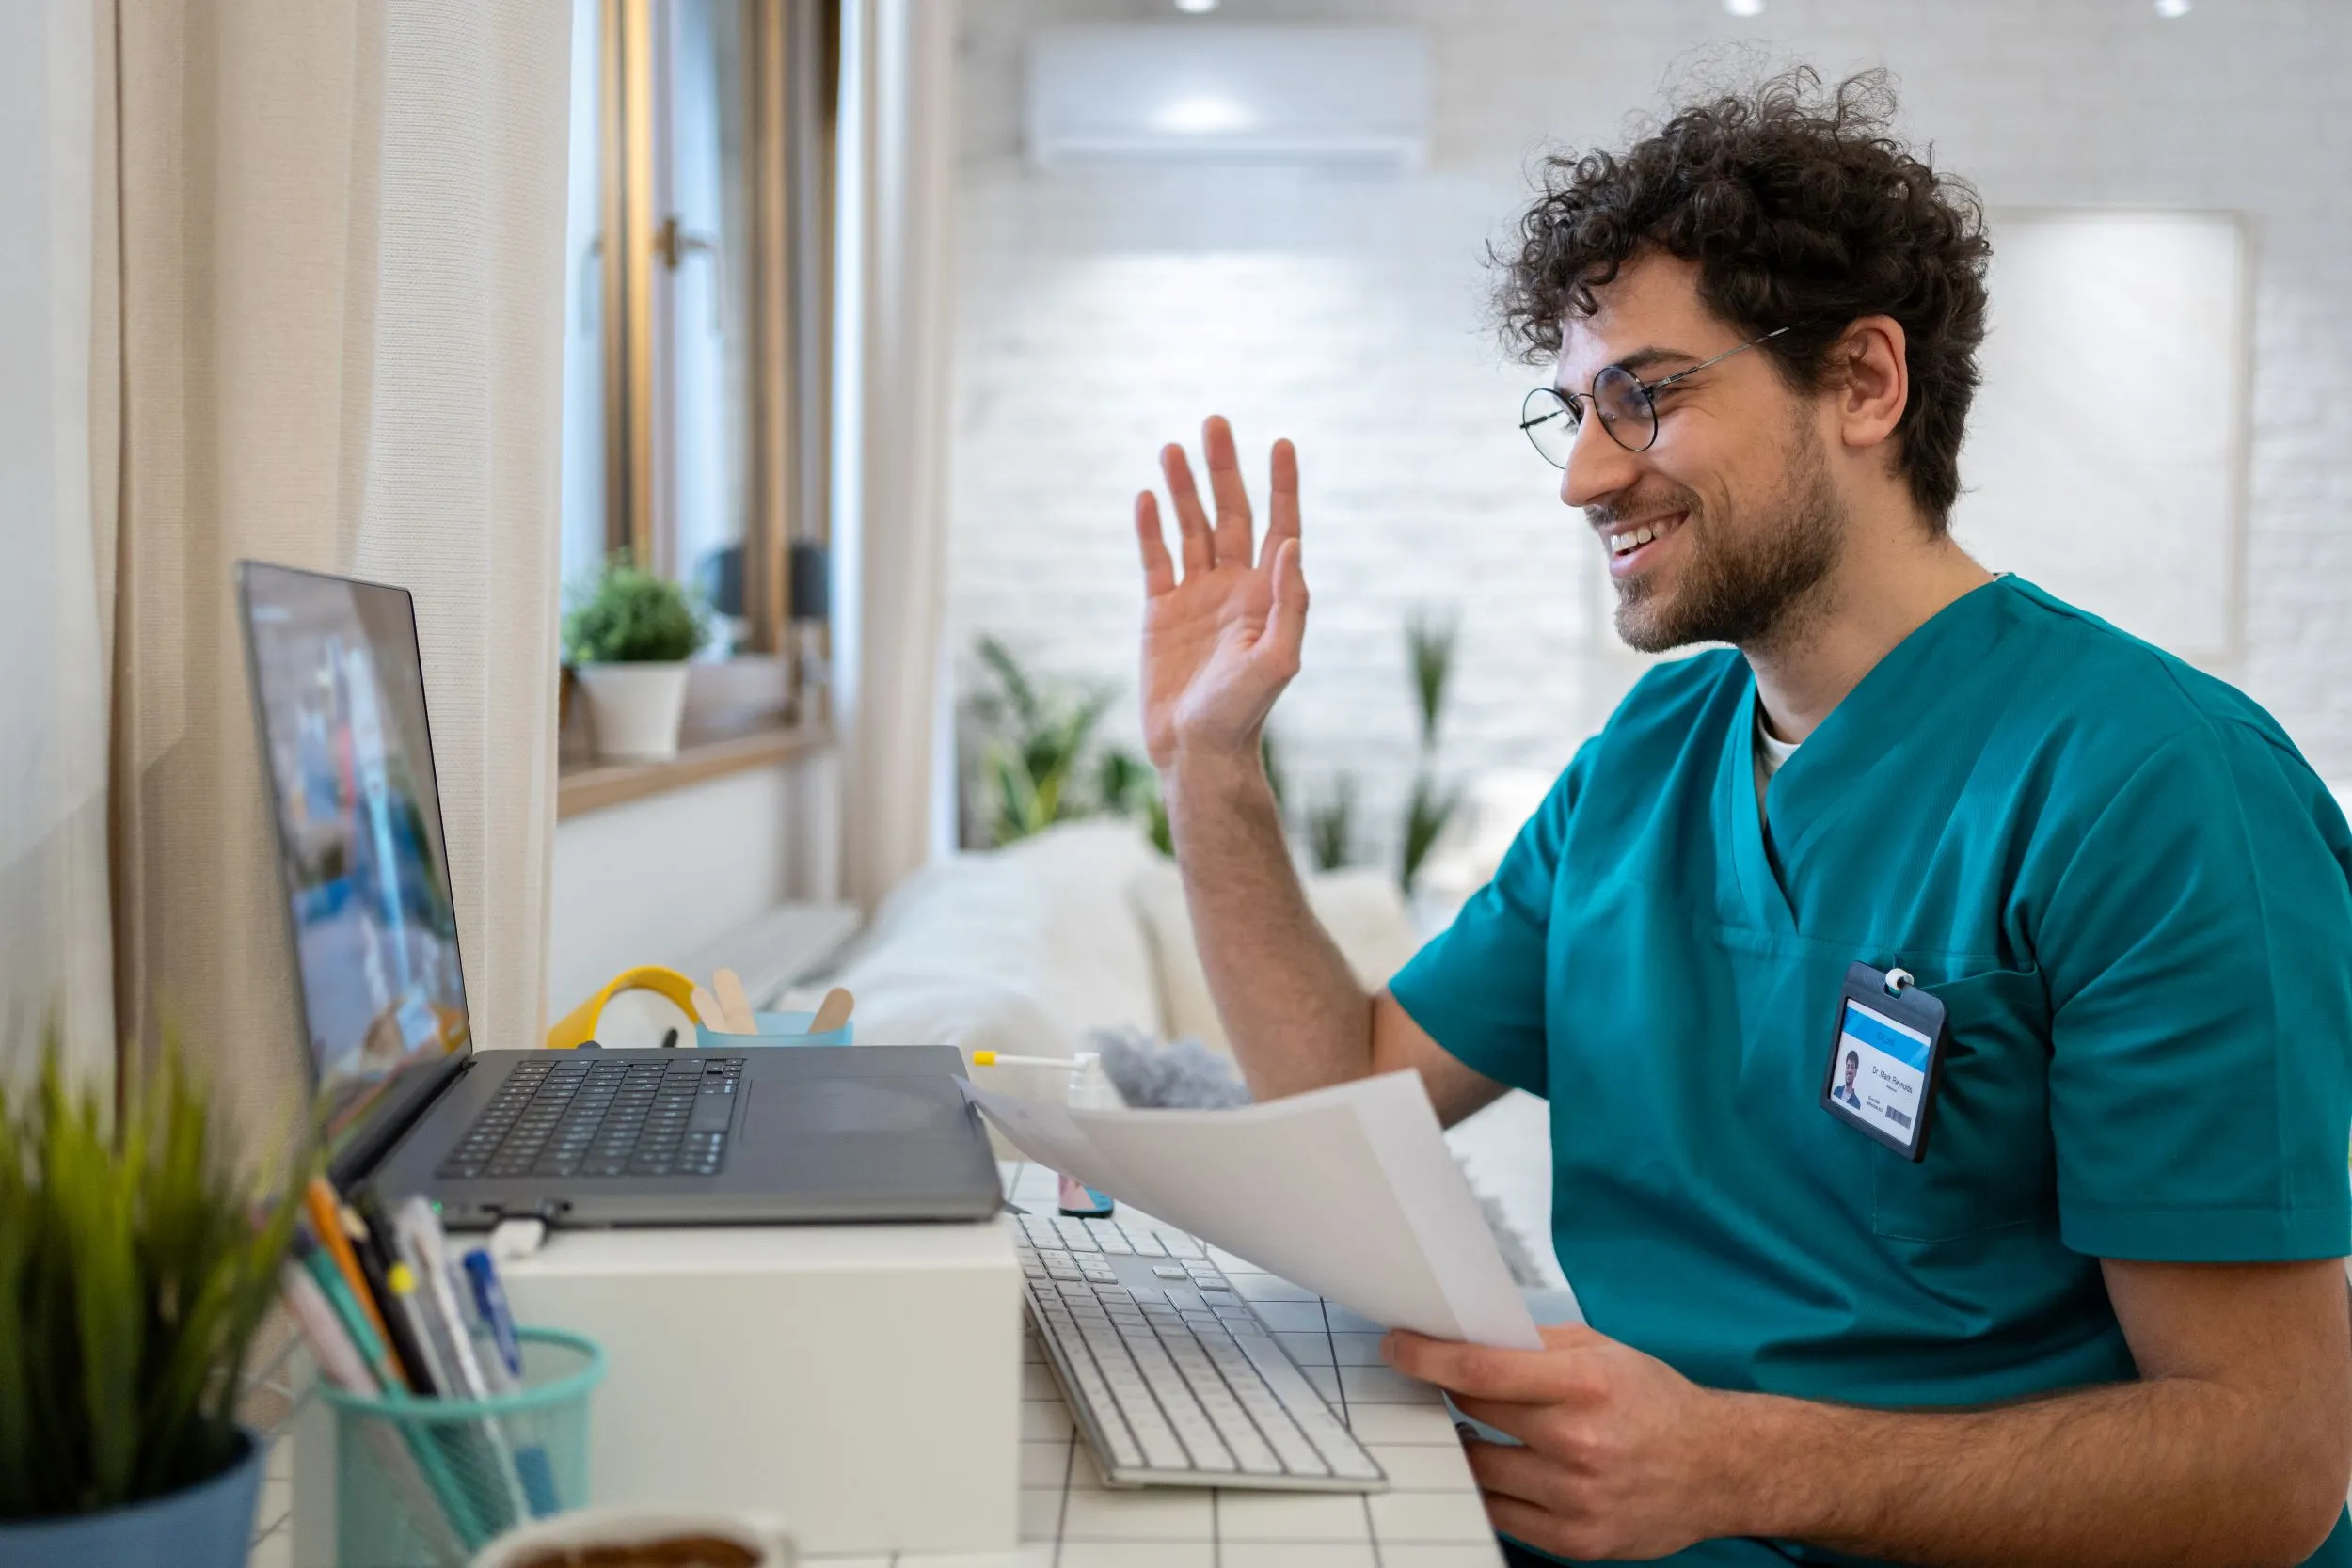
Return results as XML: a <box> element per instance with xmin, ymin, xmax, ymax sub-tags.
<box><xmin>1603</xmin><ymin>431</ymin><xmax>1845</xmax><ymax>655</ymax></box>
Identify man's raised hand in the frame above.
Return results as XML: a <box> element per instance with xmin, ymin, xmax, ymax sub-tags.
<box><xmin>1135</xmin><ymin>416</ymin><xmax>1307</xmax><ymax>771</ymax></box>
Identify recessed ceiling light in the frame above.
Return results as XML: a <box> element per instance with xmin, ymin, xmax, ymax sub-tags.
<box><xmin>1174</xmin><ymin>0</ymin><xmax>1219</xmax><ymax>13</ymax></box>
<box><xmin>2153</xmin><ymin>0</ymin><xmax>2190</xmax><ymax>13</ymax></box>
<box><xmin>1724</xmin><ymin>0</ymin><xmax>1766</xmax><ymax>15</ymax></box>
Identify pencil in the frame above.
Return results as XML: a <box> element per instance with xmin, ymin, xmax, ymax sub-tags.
<box><xmin>304</xmin><ymin>1176</ymin><xmax>393</xmax><ymax>1350</ymax></box>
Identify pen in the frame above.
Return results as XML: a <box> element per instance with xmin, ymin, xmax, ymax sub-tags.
<box><xmin>461</xmin><ymin>1248</ymin><xmax>525</xmax><ymax>1381</ymax></box>
<box><xmin>454</xmin><ymin>1244</ymin><xmax>561</xmax><ymax>1515</ymax></box>
<box><xmin>383</xmin><ymin>1260</ymin><xmax>501</xmax><ymax>1544</ymax></box>
<box><xmin>304</xmin><ymin>1177</ymin><xmax>393</xmax><ymax>1350</ymax></box>
<box><xmin>395</xmin><ymin>1198</ymin><xmax>535</xmax><ymax>1525</ymax></box>
<box><xmin>344</xmin><ymin>1196</ymin><xmax>434</xmax><ymax>1394</ymax></box>
<box><xmin>297</xmin><ymin>1235</ymin><xmax>409</xmax><ymax>1394</ymax></box>
<box><xmin>293</xmin><ymin>1248</ymin><xmax>482</xmax><ymax>1557</ymax></box>
<box><xmin>279</xmin><ymin>1265</ymin><xmax>469</xmax><ymax>1568</ymax></box>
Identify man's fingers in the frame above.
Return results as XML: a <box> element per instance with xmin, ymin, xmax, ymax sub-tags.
<box><xmin>1135</xmin><ymin>491</ymin><xmax>1176</xmax><ymax>597</ymax></box>
<box><xmin>1484</xmin><ymin>1496</ymin><xmax>1581</xmax><ymax>1560</ymax></box>
<box><xmin>1160</xmin><ymin>443</ymin><xmax>1214</xmax><ymax>573</ymax></box>
<box><xmin>1383</xmin><ymin>1330</ymin><xmax>1605</xmax><ymax>1404</ymax></box>
<box><xmin>1258</xmin><ymin>538</ymin><xmax>1307</xmax><ymax>677</ymax></box>
<box><xmin>1202</xmin><ymin>415</ymin><xmax>1255</xmax><ymax>568</ymax></box>
<box><xmin>1462</xmin><ymin>1438</ymin><xmax>1564</xmax><ymax>1508</ymax></box>
<box><xmin>1538</xmin><ymin>1323</ymin><xmax>1607</xmax><ymax>1352</ymax></box>
<box><xmin>1262</xmin><ymin>437</ymin><xmax>1301</xmax><ymax>566</ymax></box>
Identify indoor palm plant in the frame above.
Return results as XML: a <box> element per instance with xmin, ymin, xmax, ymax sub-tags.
<box><xmin>564</xmin><ymin>555</ymin><xmax>710</xmax><ymax>762</ymax></box>
<box><xmin>0</xmin><ymin>1030</ymin><xmax>309</xmax><ymax>1567</ymax></box>
<box><xmin>1399</xmin><ymin>609</ymin><xmax>1463</xmax><ymax>891</ymax></box>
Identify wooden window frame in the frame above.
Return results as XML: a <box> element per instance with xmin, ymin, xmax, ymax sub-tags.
<box><xmin>587</xmin><ymin>0</ymin><xmax>835</xmax><ymax>662</ymax></box>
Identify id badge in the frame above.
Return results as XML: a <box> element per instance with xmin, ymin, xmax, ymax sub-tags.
<box><xmin>1821</xmin><ymin>962</ymin><xmax>1950</xmax><ymax>1162</ymax></box>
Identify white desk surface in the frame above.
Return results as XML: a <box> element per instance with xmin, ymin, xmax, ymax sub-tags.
<box><xmin>796</xmin><ymin>1164</ymin><xmax>1505</xmax><ymax>1568</ymax></box>
<box><xmin>249</xmin><ymin>1162</ymin><xmax>1508</xmax><ymax>1568</ymax></box>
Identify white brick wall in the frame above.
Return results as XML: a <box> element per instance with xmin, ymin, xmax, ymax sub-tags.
<box><xmin>946</xmin><ymin>0</ymin><xmax>2352</xmax><ymax>868</ymax></box>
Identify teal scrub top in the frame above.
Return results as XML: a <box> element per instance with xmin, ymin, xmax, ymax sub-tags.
<box><xmin>1390</xmin><ymin>578</ymin><xmax>2352</xmax><ymax>1567</ymax></box>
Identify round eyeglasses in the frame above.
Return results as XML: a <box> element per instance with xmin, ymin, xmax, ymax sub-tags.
<box><xmin>1518</xmin><ymin>326</ymin><xmax>1791</xmax><ymax>467</ymax></box>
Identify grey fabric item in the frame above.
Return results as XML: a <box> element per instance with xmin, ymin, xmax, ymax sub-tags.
<box><xmin>1087</xmin><ymin>1028</ymin><xmax>1551</xmax><ymax>1289</ymax></box>
<box><xmin>1097</xmin><ymin>1030</ymin><xmax>1253</xmax><ymax>1110</ymax></box>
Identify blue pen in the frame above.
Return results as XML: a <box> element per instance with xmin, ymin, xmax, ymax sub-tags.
<box><xmin>462</xmin><ymin>1249</ymin><xmax>524</xmax><ymax>1380</ymax></box>
<box><xmin>458</xmin><ymin>1246</ymin><xmax>561</xmax><ymax>1516</ymax></box>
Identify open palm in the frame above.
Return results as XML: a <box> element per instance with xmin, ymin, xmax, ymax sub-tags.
<box><xmin>1135</xmin><ymin>416</ymin><xmax>1309</xmax><ymax>770</ymax></box>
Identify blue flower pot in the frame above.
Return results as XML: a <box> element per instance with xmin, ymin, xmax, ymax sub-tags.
<box><xmin>0</xmin><ymin>1426</ymin><xmax>264</xmax><ymax>1568</ymax></box>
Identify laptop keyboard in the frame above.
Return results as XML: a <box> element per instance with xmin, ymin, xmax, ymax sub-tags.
<box><xmin>436</xmin><ymin>1054</ymin><xmax>746</xmax><ymax>1180</ymax></box>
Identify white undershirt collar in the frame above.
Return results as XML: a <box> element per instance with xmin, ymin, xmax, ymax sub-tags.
<box><xmin>1755</xmin><ymin>705</ymin><xmax>1802</xmax><ymax>781</ymax></box>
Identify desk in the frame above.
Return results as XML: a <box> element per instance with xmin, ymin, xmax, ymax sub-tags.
<box><xmin>257</xmin><ymin>1160</ymin><xmax>1508</xmax><ymax>1568</ymax></box>
<box><xmin>850</xmin><ymin>1163</ymin><xmax>1509</xmax><ymax>1568</ymax></box>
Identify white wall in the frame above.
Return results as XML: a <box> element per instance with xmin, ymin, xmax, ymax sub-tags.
<box><xmin>546</xmin><ymin>752</ymin><xmax>840</xmax><ymax>1021</ymax></box>
<box><xmin>946</xmin><ymin>0</ymin><xmax>2352</xmax><ymax>869</ymax></box>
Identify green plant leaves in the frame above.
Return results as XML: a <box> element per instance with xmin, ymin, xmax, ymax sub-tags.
<box><xmin>1406</xmin><ymin>610</ymin><xmax>1459</xmax><ymax>753</ymax></box>
<box><xmin>0</xmin><ymin>1029</ymin><xmax>311</xmax><ymax>1520</ymax></box>
<box><xmin>1401</xmin><ymin>770</ymin><xmax>1464</xmax><ymax>892</ymax></box>
<box><xmin>562</xmin><ymin>554</ymin><xmax>710</xmax><ymax>664</ymax></box>
<box><xmin>967</xmin><ymin>636</ymin><xmax>1165</xmax><ymax>851</ymax></box>
<box><xmin>1306</xmin><ymin>774</ymin><xmax>1359</xmax><ymax>872</ymax></box>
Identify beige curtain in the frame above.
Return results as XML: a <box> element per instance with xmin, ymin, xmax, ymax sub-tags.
<box><xmin>0</xmin><ymin>0</ymin><xmax>115</xmax><ymax>1092</ymax></box>
<box><xmin>834</xmin><ymin>0</ymin><xmax>960</xmax><ymax>910</ymax></box>
<box><xmin>100</xmin><ymin>0</ymin><xmax>570</xmax><ymax>1136</ymax></box>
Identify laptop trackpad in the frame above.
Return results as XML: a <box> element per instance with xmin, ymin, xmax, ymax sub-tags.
<box><xmin>753</xmin><ymin>1075</ymin><xmax>967</xmax><ymax>1137</ymax></box>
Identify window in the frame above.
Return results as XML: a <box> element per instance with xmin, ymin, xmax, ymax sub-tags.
<box><xmin>560</xmin><ymin>0</ymin><xmax>836</xmax><ymax>667</ymax></box>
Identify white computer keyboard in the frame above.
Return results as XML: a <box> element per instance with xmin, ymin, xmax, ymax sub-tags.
<box><xmin>1012</xmin><ymin>1212</ymin><xmax>1388</xmax><ymax>1491</ymax></box>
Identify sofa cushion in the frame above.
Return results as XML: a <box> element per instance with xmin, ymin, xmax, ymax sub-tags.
<box><xmin>818</xmin><ymin>819</ymin><xmax>1165</xmax><ymax>1059</ymax></box>
<box><xmin>1129</xmin><ymin>859</ymin><xmax>1423</xmax><ymax>1055</ymax></box>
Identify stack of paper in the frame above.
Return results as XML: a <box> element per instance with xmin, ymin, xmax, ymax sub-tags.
<box><xmin>968</xmin><ymin>1070</ymin><xmax>1542</xmax><ymax>1350</ymax></box>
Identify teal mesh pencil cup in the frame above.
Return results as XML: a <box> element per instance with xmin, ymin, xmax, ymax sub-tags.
<box><xmin>317</xmin><ymin>1327</ymin><xmax>605</xmax><ymax>1568</ymax></box>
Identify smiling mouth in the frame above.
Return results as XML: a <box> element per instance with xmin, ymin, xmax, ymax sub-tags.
<box><xmin>1602</xmin><ymin>511</ymin><xmax>1687</xmax><ymax>566</ymax></box>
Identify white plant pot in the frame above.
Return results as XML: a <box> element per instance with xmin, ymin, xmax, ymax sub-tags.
<box><xmin>576</xmin><ymin>661</ymin><xmax>691</xmax><ymax>762</ymax></box>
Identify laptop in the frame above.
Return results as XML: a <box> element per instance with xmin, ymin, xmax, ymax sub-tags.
<box><xmin>237</xmin><ymin>561</ymin><xmax>1003</xmax><ymax>1228</ymax></box>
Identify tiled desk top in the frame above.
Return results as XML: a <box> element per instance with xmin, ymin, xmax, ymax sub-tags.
<box><xmin>802</xmin><ymin>1164</ymin><xmax>1505</xmax><ymax>1568</ymax></box>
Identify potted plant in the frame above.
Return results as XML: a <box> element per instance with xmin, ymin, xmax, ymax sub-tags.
<box><xmin>564</xmin><ymin>556</ymin><xmax>710</xmax><ymax>762</ymax></box>
<box><xmin>0</xmin><ymin>1033</ymin><xmax>309</xmax><ymax>1568</ymax></box>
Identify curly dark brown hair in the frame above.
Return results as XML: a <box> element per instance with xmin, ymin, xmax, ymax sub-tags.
<box><xmin>1497</xmin><ymin>67</ymin><xmax>1991</xmax><ymax>530</ymax></box>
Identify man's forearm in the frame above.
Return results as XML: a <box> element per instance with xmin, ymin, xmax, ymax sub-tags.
<box><xmin>1165</xmin><ymin>748</ymin><xmax>1374</xmax><ymax>1100</ymax></box>
<box><xmin>1719</xmin><ymin>1375</ymin><xmax>2342</xmax><ymax>1568</ymax></box>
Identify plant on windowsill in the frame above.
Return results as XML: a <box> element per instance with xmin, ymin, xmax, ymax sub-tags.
<box><xmin>0</xmin><ymin>1027</ymin><xmax>310</xmax><ymax>1568</ymax></box>
<box><xmin>563</xmin><ymin>555</ymin><xmax>711</xmax><ymax>763</ymax></box>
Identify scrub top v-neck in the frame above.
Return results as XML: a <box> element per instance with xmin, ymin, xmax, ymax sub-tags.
<box><xmin>1391</xmin><ymin>577</ymin><xmax>2352</xmax><ymax>1567</ymax></box>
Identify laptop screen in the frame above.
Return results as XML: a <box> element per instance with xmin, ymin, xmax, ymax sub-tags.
<box><xmin>240</xmin><ymin>563</ymin><xmax>473</xmax><ymax>1161</ymax></box>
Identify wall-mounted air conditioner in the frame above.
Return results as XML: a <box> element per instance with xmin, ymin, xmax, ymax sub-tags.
<box><xmin>1026</xmin><ymin>25</ymin><xmax>1430</xmax><ymax>168</ymax></box>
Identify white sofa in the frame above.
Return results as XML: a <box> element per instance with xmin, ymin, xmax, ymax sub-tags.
<box><xmin>795</xmin><ymin>819</ymin><xmax>1564</xmax><ymax>1286</ymax></box>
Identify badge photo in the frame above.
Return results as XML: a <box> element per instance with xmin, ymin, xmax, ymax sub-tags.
<box><xmin>1821</xmin><ymin>962</ymin><xmax>1951</xmax><ymax>1162</ymax></box>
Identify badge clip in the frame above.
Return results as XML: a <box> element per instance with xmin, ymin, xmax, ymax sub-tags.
<box><xmin>1822</xmin><ymin>961</ymin><xmax>1949</xmax><ymax>1163</ymax></box>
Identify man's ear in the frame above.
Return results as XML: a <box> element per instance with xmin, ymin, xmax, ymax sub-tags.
<box><xmin>1831</xmin><ymin>315</ymin><xmax>1909</xmax><ymax>452</ymax></box>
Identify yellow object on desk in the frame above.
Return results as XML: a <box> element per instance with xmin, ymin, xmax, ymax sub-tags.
<box><xmin>543</xmin><ymin>966</ymin><xmax>701</xmax><ymax>1050</ymax></box>
<box><xmin>970</xmin><ymin>1051</ymin><xmax>1093</xmax><ymax>1070</ymax></box>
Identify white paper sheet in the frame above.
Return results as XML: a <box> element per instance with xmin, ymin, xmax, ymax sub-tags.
<box><xmin>969</xmin><ymin>1070</ymin><xmax>1543</xmax><ymax>1350</ymax></box>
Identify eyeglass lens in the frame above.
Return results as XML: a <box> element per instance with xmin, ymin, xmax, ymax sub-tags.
<box><xmin>1519</xmin><ymin>366</ymin><xmax>1658</xmax><ymax>468</ymax></box>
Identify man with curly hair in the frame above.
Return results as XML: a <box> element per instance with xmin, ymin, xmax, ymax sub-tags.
<box><xmin>1133</xmin><ymin>68</ymin><xmax>2352</xmax><ymax>1566</ymax></box>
